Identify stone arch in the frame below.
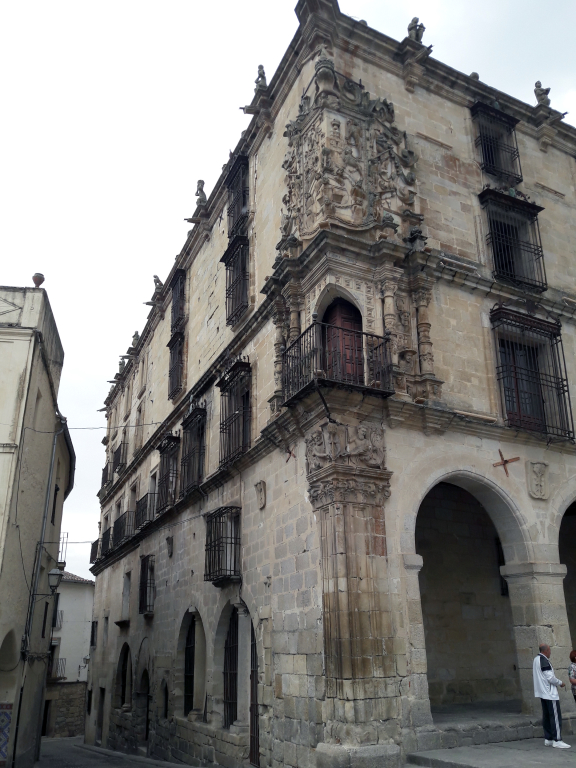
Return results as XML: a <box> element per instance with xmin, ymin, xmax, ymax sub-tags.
<box><xmin>113</xmin><ymin>643</ymin><xmax>132</xmax><ymax>709</ymax></box>
<box><xmin>553</xmin><ymin>478</ymin><xmax>576</xmax><ymax>648</ymax></box>
<box><xmin>138</xmin><ymin>668</ymin><xmax>150</xmax><ymax>742</ymax></box>
<box><xmin>211</xmin><ymin>600</ymin><xmax>236</xmax><ymax>727</ymax></box>
<box><xmin>400</xmin><ymin>466</ymin><xmax>533</xmax><ymax>565</ymax></box>
<box><xmin>0</xmin><ymin>630</ymin><xmax>19</xmax><ymax>701</ymax></box>
<box><xmin>313</xmin><ymin>284</ymin><xmax>363</xmax><ymax>323</ymax></box>
<box><xmin>174</xmin><ymin>609</ymin><xmax>207</xmax><ymax>718</ymax></box>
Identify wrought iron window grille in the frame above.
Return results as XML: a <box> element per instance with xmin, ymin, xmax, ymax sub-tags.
<box><xmin>184</xmin><ymin>616</ymin><xmax>196</xmax><ymax>716</ymax></box>
<box><xmin>101</xmin><ymin>527</ymin><xmax>113</xmax><ymax>556</ymax></box>
<box><xmin>89</xmin><ymin>538</ymin><xmax>100</xmax><ymax>563</ymax></box>
<box><xmin>217</xmin><ymin>360</ymin><xmax>251</xmax><ymax>468</ymax></box>
<box><xmin>223</xmin><ymin>607</ymin><xmax>239</xmax><ymax>729</ymax></box>
<box><xmin>170</xmin><ymin>269</ymin><xmax>187</xmax><ymax>333</ymax></box>
<box><xmin>479</xmin><ymin>189</ymin><xmax>547</xmax><ymax>293</ymax></box>
<box><xmin>168</xmin><ymin>333</ymin><xmax>184</xmax><ymax>400</ymax></box>
<box><xmin>221</xmin><ymin>236</ymin><xmax>249</xmax><ymax>326</ymax></box>
<box><xmin>139</xmin><ymin>554</ymin><xmax>155</xmax><ymax>615</ymax></box>
<box><xmin>157</xmin><ymin>434</ymin><xmax>180</xmax><ymax>513</ymax></box>
<box><xmin>135</xmin><ymin>493</ymin><xmax>156</xmax><ymax>529</ymax></box>
<box><xmin>101</xmin><ymin>463</ymin><xmax>111</xmax><ymax>488</ymax></box>
<box><xmin>226</xmin><ymin>156</ymin><xmax>249</xmax><ymax>240</ymax></box>
<box><xmin>471</xmin><ymin>101</ymin><xmax>522</xmax><ymax>185</ymax></box>
<box><xmin>180</xmin><ymin>403</ymin><xmax>207</xmax><ymax>498</ymax></box>
<box><xmin>204</xmin><ymin>507</ymin><xmax>241</xmax><ymax>586</ymax></box>
<box><xmin>282</xmin><ymin>319</ymin><xmax>394</xmax><ymax>405</ymax></box>
<box><xmin>112</xmin><ymin>443</ymin><xmax>128</xmax><ymax>474</ymax></box>
<box><xmin>112</xmin><ymin>509</ymin><xmax>135</xmax><ymax>547</ymax></box>
<box><xmin>490</xmin><ymin>305</ymin><xmax>574</xmax><ymax>441</ymax></box>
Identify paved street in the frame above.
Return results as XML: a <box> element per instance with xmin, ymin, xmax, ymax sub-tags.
<box><xmin>409</xmin><ymin>737</ymin><xmax>576</xmax><ymax>767</ymax></box>
<box><xmin>36</xmin><ymin>737</ymin><xmax>183</xmax><ymax>768</ymax></box>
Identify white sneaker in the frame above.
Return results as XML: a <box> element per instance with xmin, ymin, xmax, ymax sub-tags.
<box><xmin>553</xmin><ymin>741</ymin><xmax>571</xmax><ymax>749</ymax></box>
<box><xmin>544</xmin><ymin>740</ymin><xmax>553</xmax><ymax>746</ymax></box>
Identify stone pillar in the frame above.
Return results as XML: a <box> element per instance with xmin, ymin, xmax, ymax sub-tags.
<box><xmin>268</xmin><ymin>298</ymin><xmax>288</xmax><ymax>418</ymax></box>
<box><xmin>501</xmin><ymin>562</ymin><xmax>576</xmax><ymax>716</ymax></box>
<box><xmin>232</xmin><ymin>606</ymin><xmax>252</xmax><ymax>732</ymax></box>
<box><xmin>412</xmin><ymin>286</ymin><xmax>434</xmax><ymax>376</ymax></box>
<box><xmin>382</xmin><ymin>280</ymin><xmax>399</xmax><ymax>366</ymax></box>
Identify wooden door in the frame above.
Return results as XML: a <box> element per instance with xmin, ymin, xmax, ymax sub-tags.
<box><xmin>322</xmin><ymin>300</ymin><xmax>364</xmax><ymax>384</ymax></box>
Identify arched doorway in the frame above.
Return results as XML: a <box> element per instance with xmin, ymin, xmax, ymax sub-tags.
<box><xmin>139</xmin><ymin>669</ymin><xmax>150</xmax><ymax>743</ymax></box>
<box><xmin>559</xmin><ymin>501</ymin><xmax>576</xmax><ymax>645</ymax></box>
<box><xmin>321</xmin><ymin>298</ymin><xmax>364</xmax><ymax>385</ymax></box>
<box><xmin>416</xmin><ymin>482</ymin><xmax>521</xmax><ymax>713</ymax></box>
<box><xmin>114</xmin><ymin>644</ymin><xmax>132</xmax><ymax>709</ymax></box>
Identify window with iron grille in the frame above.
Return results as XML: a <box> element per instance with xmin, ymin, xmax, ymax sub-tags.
<box><xmin>479</xmin><ymin>189</ymin><xmax>546</xmax><ymax>293</ymax></box>
<box><xmin>221</xmin><ymin>238</ymin><xmax>249</xmax><ymax>326</ymax></box>
<box><xmin>217</xmin><ymin>359</ymin><xmax>251</xmax><ymax>468</ymax></box>
<box><xmin>168</xmin><ymin>333</ymin><xmax>184</xmax><ymax>399</ymax></box>
<box><xmin>90</xmin><ymin>538</ymin><xmax>100</xmax><ymax>563</ymax></box>
<box><xmin>226</xmin><ymin>156</ymin><xmax>249</xmax><ymax>239</ymax></box>
<box><xmin>157</xmin><ymin>434</ymin><xmax>179</xmax><ymax>513</ymax></box>
<box><xmin>471</xmin><ymin>101</ymin><xmax>522</xmax><ymax>185</ymax></box>
<box><xmin>184</xmin><ymin>616</ymin><xmax>196</xmax><ymax>716</ymax></box>
<box><xmin>170</xmin><ymin>268</ymin><xmax>186</xmax><ymax>333</ymax></box>
<box><xmin>112</xmin><ymin>442</ymin><xmax>127</xmax><ymax>474</ymax></box>
<box><xmin>204</xmin><ymin>507</ymin><xmax>241</xmax><ymax>586</ymax></box>
<box><xmin>138</xmin><ymin>555</ymin><xmax>155</xmax><ymax>615</ymax></box>
<box><xmin>181</xmin><ymin>403</ymin><xmax>206</xmax><ymax>498</ymax></box>
<box><xmin>490</xmin><ymin>306</ymin><xmax>574</xmax><ymax>440</ymax></box>
<box><xmin>223</xmin><ymin>607</ymin><xmax>238</xmax><ymax>729</ymax></box>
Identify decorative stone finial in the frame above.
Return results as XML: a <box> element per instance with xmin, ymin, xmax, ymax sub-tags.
<box><xmin>32</xmin><ymin>273</ymin><xmax>45</xmax><ymax>287</ymax></box>
<box><xmin>470</xmin><ymin>72</ymin><xmax>479</xmax><ymax>81</ymax></box>
<box><xmin>119</xmin><ymin>359</ymin><xmax>125</xmax><ymax>374</ymax></box>
<box><xmin>254</xmin><ymin>65</ymin><xmax>267</xmax><ymax>91</ymax></box>
<box><xmin>153</xmin><ymin>275</ymin><xmax>163</xmax><ymax>291</ymax></box>
<box><xmin>132</xmin><ymin>331</ymin><xmax>140</xmax><ymax>347</ymax></box>
<box><xmin>408</xmin><ymin>17</ymin><xmax>425</xmax><ymax>43</ymax></box>
<box><xmin>534</xmin><ymin>81</ymin><xmax>551</xmax><ymax>107</ymax></box>
<box><xmin>195</xmin><ymin>180</ymin><xmax>207</xmax><ymax>208</ymax></box>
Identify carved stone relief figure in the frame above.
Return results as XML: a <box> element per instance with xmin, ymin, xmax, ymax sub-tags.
<box><xmin>195</xmin><ymin>179</ymin><xmax>207</xmax><ymax>208</ymax></box>
<box><xmin>407</xmin><ymin>17</ymin><xmax>425</xmax><ymax>43</ymax></box>
<box><xmin>526</xmin><ymin>461</ymin><xmax>549</xmax><ymax>499</ymax></box>
<box><xmin>346</xmin><ymin>426</ymin><xmax>386</xmax><ymax>469</ymax></box>
<box><xmin>305</xmin><ymin>423</ymin><xmax>387</xmax><ymax>475</ymax></box>
<box><xmin>534</xmin><ymin>81</ymin><xmax>551</xmax><ymax>107</ymax></box>
<box><xmin>254</xmin><ymin>65</ymin><xmax>267</xmax><ymax>91</ymax></box>
<box><xmin>280</xmin><ymin>49</ymin><xmax>418</xmax><ymax>246</ymax></box>
<box><xmin>255</xmin><ymin>480</ymin><xmax>267</xmax><ymax>509</ymax></box>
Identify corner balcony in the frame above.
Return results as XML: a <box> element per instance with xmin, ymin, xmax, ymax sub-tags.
<box><xmin>282</xmin><ymin>320</ymin><xmax>394</xmax><ymax>406</ymax></box>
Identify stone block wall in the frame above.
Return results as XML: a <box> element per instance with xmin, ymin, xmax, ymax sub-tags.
<box><xmin>44</xmin><ymin>681</ymin><xmax>87</xmax><ymax>738</ymax></box>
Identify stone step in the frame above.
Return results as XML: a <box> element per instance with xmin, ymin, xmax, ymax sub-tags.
<box><xmin>406</xmin><ymin>738</ymin><xmax>576</xmax><ymax>768</ymax></box>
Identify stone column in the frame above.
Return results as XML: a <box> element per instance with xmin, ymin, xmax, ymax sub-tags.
<box><xmin>231</xmin><ymin>605</ymin><xmax>252</xmax><ymax>732</ymax></box>
<box><xmin>382</xmin><ymin>280</ymin><xmax>399</xmax><ymax>366</ymax></box>
<box><xmin>501</xmin><ymin>562</ymin><xmax>576</xmax><ymax>716</ymax></box>
<box><xmin>268</xmin><ymin>298</ymin><xmax>287</xmax><ymax>418</ymax></box>
<box><xmin>412</xmin><ymin>286</ymin><xmax>434</xmax><ymax>376</ymax></box>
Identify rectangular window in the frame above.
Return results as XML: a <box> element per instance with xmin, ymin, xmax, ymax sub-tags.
<box><xmin>204</xmin><ymin>506</ymin><xmax>241</xmax><ymax>586</ymax></box>
<box><xmin>471</xmin><ymin>101</ymin><xmax>522</xmax><ymax>184</ymax></box>
<box><xmin>112</xmin><ymin>441</ymin><xmax>127</xmax><ymax>474</ymax></box>
<box><xmin>479</xmin><ymin>189</ymin><xmax>546</xmax><ymax>292</ymax></box>
<box><xmin>50</xmin><ymin>484</ymin><xmax>60</xmax><ymax>525</ymax></box>
<box><xmin>122</xmin><ymin>573</ymin><xmax>131</xmax><ymax>620</ymax></box>
<box><xmin>170</xmin><ymin>269</ymin><xmax>187</xmax><ymax>333</ymax></box>
<box><xmin>139</xmin><ymin>555</ymin><xmax>155</xmax><ymax>615</ymax></box>
<box><xmin>217</xmin><ymin>358</ymin><xmax>251</xmax><ymax>468</ymax></box>
<box><xmin>51</xmin><ymin>592</ymin><xmax>61</xmax><ymax>628</ymax></box>
<box><xmin>42</xmin><ymin>602</ymin><xmax>49</xmax><ymax>639</ymax></box>
<box><xmin>490</xmin><ymin>306</ymin><xmax>574</xmax><ymax>439</ymax></box>
<box><xmin>103</xmin><ymin>617</ymin><xmax>109</xmax><ymax>646</ymax></box>
<box><xmin>221</xmin><ymin>237</ymin><xmax>249</xmax><ymax>326</ymax></box>
<box><xmin>90</xmin><ymin>620</ymin><xmax>98</xmax><ymax>648</ymax></box>
<box><xmin>181</xmin><ymin>401</ymin><xmax>207</xmax><ymax>497</ymax></box>
<box><xmin>226</xmin><ymin>156</ymin><xmax>249</xmax><ymax>238</ymax></box>
<box><xmin>157</xmin><ymin>435</ymin><xmax>180</xmax><ymax>513</ymax></box>
<box><xmin>168</xmin><ymin>333</ymin><xmax>184</xmax><ymax>399</ymax></box>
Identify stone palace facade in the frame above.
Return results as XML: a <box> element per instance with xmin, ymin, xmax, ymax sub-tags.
<box><xmin>86</xmin><ymin>2</ymin><xmax>576</xmax><ymax>766</ymax></box>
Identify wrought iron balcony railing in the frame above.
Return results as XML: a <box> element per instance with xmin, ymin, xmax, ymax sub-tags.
<box><xmin>135</xmin><ymin>493</ymin><xmax>157</xmax><ymax>529</ymax></box>
<box><xmin>112</xmin><ymin>443</ymin><xmax>128</xmax><ymax>474</ymax></box>
<box><xmin>48</xmin><ymin>657</ymin><xmax>66</xmax><ymax>680</ymax></box>
<box><xmin>89</xmin><ymin>538</ymin><xmax>100</xmax><ymax>564</ymax></box>
<box><xmin>112</xmin><ymin>510</ymin><xmax>135</xmax><ymax>547</ymax></box>
<box><xmin>101</xmin><ymin>527</ymin><xmax>112</xmax><ymax>556</ymax></box>
<box><xmin>282</xmin><ymin>321</ymin><xmax>394</xmax><ymax>405</ymax></box>
<box><xmin>101</xmin><ymin>463</ymin><xmax>111</xmax><ymax>488</ymax></box>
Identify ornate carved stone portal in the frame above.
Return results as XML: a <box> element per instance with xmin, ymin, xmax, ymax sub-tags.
<box><xmin>306</xmin><ymin>421</ymin><xmax>394</xmax><ymax>724</ymax></box>
<box><xmin>279</xmin><ymin>49</ymin><xmax>419</xmax><ymax>252</ymax></box>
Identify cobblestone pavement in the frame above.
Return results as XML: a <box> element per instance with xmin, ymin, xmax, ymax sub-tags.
<box><xmin>409</xmin><ymin>737</ymin><xmax>576</xmax><ymax>767</ymax></box>
<box><xmin>36</xmin><ymin>737</ymin><xmax>183</xmax><ymax>768</ymax></box>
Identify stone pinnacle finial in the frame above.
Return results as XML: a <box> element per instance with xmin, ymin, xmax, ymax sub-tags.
<box><xmin>32</xmin><ymin>273</ymin><xmax>45</xmax><ymax>287</ymax></box>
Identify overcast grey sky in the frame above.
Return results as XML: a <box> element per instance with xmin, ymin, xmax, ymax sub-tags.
<box><xmin>1</xmin><ymin>0</ymin><xmax>573</xmax><ymax>578</ymax></box>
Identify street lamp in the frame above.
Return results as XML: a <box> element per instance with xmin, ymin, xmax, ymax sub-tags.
<box><xmin>48</xmin><ymin>568</ymin><xmax>63</xmax><ymax>594</ymax></box>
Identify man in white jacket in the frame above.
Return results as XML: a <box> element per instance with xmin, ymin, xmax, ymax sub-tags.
<box><xmin>533</xmin><ymin>643</ymin><xmax>571</xmax><ymax>748</ymax></box>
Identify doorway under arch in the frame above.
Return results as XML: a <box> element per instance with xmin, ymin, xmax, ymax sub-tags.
<box><xmin>559</xmin><ymin>500</ymin><xmax>576</xmax><ymax>645</ymax></box>
<box><xmin>415</xmin><ymin>482</ymin><xmax>521</xmax><ymax>712</ymax></box>
<box><xmin>138</xmin><ymin>669</ymin><xmax>150</xmax><ymax>743</ymax></box>
<box><xmin>321</xmin><ymin>298</ymin><xmax>364</xmax><ymax>386</ymax></box>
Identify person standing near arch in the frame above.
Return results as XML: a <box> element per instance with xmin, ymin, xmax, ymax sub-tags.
<box><xmin>533</xmin><ymin>644</ymin><xmax>570</xmax><ymax>748</ymax></box>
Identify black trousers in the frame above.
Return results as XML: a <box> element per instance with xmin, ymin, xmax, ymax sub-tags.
<box><xmin>541</xmin><ymin>698</ymin><xmax>562</xmax><ymax>741</ymax></box>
